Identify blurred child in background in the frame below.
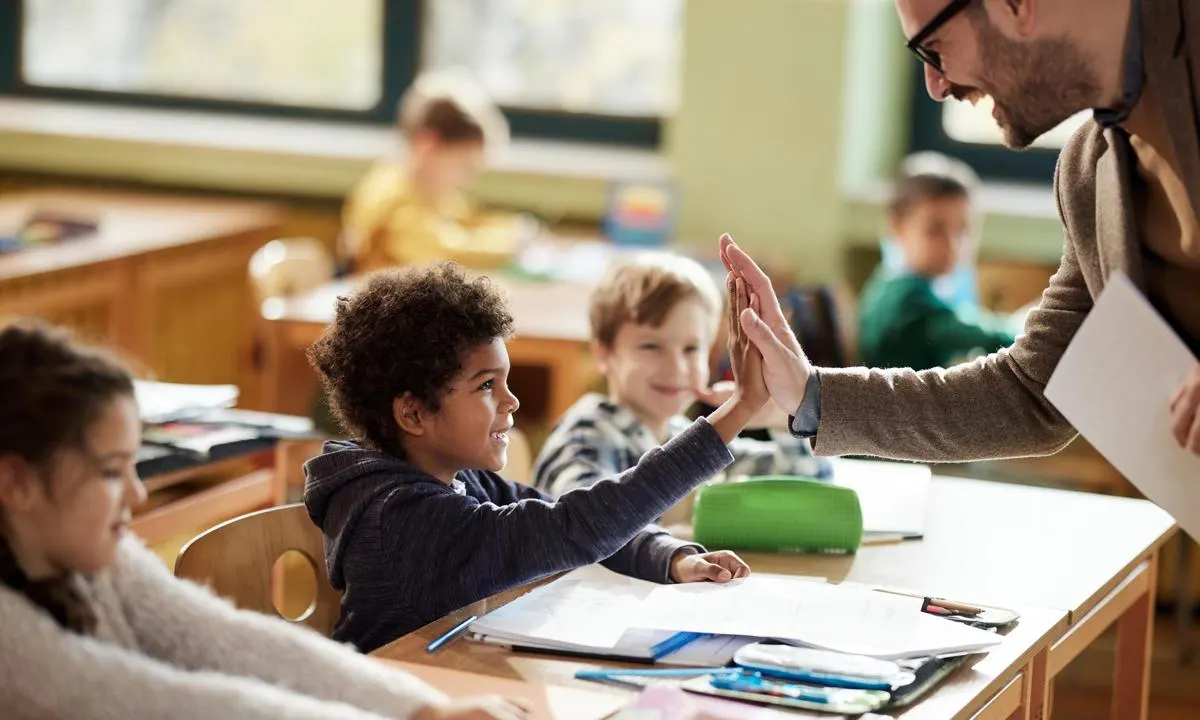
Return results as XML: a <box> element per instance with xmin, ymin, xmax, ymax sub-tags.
<box><xmin>341</xmin><ymin>69</ymin><xmax>536</xmax><ymax>274</ymax></box>
<box><xmin>858</xmin><ymin>153</ymin><xmax>1019</xmax><ymax>371</ymax></box>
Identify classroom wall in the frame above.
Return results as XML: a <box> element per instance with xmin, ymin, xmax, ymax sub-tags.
<box><xmin>666</xmin><ymin>0</ymin><xmax>849</xmax><ymax>281</ymax></box>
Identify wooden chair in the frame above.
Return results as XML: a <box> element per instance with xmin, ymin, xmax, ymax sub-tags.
<box><xmin>175</xmin><ymin>503</ymin><xmax>342</xmax><ymax>637</ymax></box>
<box><xmin>248</xmin><ymin>237</ymin><xmax>335</xmax><ymax>305</ymax></box>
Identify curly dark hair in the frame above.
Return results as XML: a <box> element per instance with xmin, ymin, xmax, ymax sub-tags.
<box><xmin>307</xmin><ymin>263</ymin><xmax>514</xmax><ymax>456</ymax></box>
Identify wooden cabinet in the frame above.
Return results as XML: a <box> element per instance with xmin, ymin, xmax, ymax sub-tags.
<box><xmin>0</xmin><ymin>190</ymin><xmax>282</xmax><ymax>405</ymax></box>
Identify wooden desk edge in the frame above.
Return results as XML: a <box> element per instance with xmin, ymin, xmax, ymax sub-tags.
<box><xmin>1066</xmin><ymin>524</ymin><xmax>1176</xmax><ymax>626</ymax></box>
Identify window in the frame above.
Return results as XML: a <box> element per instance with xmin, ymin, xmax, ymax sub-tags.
<box><xmin>1</xmin><ymin>0</ymin><xmax>677</xmax><ymax>145</ymax></box>
<box><xmin>17</xmin><ymin>0</ymin><xmax>387</xmax><ymax>118</ymax></box>
<box><xmin>423</xmin><ymin>0</ymin><xmax>682</xmax><ymax>118</ymax></box>
<box><xmin>908</xmin><ymin>64</ymin><xmax>1091</xmax><ymax>183</ymax></box>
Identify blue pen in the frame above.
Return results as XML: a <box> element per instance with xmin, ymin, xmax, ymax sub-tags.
<box><xmin>575</xmin><ymin>667</ymin><xmax>739</xmax><ymax>680</ymax></box>
<box><xmin>649</xmin><ymin>631</ymin><xmax>709</xmax><ymax>660</ymax></box>
<box><xmin>426</xmin><ymin>615</ymin><xmax>478</xmax><ymax>653</ymax></box>
<box><xmin>711</xmin><ymin>673</ymin><xmax>830</xmax><ymax>704</ymax></box>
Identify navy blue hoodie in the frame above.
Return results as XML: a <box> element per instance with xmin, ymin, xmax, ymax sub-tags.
<box><xmin>303</xmin><ymin>417</ymin><xmax>733</xmax><ymax>653</ymax></box>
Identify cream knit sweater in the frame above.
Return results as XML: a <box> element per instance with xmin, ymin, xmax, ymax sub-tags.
<box><xmin>0</xmin><ymin>536</ymin><xmax>445</xmax><ymax>719</ymax></box>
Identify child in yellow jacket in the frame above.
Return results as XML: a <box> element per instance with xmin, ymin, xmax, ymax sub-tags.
<box><xmin>342</xmin><ymin>70</ymin><xmax>533</xmax><ymax>273</ymax></box>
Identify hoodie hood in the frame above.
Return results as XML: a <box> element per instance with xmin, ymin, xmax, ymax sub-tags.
<box><xmin>303</xmin><ymin>439</ymin><xmax>440</xmax><ymax>589</ymax></box>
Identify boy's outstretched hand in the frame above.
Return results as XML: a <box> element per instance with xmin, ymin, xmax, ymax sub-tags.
<box><xmin>706</xmin><ymin>269</ymin><xmax>772</xmax><ymax>444</ymax></box>
<box><xmin>670</xmin><ymin>549</ymin><xmax>751</xmax><ymax>583</ymax></box>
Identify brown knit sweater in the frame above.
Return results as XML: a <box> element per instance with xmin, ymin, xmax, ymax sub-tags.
<box><xmin>812</xmin><ymin>0</ymin><xmax>1200</xmax><ymax>462</ymax></box>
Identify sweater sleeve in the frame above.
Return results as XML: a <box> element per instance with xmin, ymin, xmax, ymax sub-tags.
<box><xmin>0</xmin><ymin>585</ymin><xmax>400</xmax><ymax>720</ymax></box>
<box><xmin>388</xmin><ymin>418</ymin><xmax>733</xmax><ymax>620</ymax></box>
<box><xmin>918</xmin><ymin>298</ymin><xmax>1018</xmax><ymax>361</ymax></box>
<box><xmin>110</xmin><ymin>539</ymin><xmax>444</xmax><ymax>719</ymax></box>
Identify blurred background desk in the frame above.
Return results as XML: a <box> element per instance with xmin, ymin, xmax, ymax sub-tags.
<box><xmin>0</xmin><ymin>189</ymin><xmax>282</xmax><ymax>406</ymax></box>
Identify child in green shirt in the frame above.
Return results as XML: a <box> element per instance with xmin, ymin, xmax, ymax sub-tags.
<box><xmin>858</xmin><ymin>155</ymin><xmax>1017</xmax><ymax>370</ymax></box>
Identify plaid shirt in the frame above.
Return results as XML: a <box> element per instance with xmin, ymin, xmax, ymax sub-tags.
<box><xmin>533</xmin><ymin>393</ymin><xmax>833</xmax><ymax>498</ymax></box>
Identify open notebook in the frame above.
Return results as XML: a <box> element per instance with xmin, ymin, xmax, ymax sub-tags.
<box><xmin>470</xmin><ymin>565</ymin><xmax>1000</xmax><ymax>662</ymax></box>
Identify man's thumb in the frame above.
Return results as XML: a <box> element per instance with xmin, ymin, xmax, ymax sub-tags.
<box><xmin>741</xmin><ymin>309</ymin><xmax>792</xmax><ymax>361</ymax></box>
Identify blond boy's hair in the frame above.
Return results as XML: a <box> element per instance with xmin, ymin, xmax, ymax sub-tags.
<box><xmin>590</xmin><ymin>253</ymin><xmax>723</xmax><ymax>348</ymax></box>
<box><xmin>397</xmin><ymin>68</ymin><xmax>510</xmax><ymax>148</ymax></box>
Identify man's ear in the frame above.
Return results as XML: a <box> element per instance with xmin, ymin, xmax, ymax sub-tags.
<box><xmin>392</xmin><ymin>393</ymin><xmax>429</xmax><ymax>437</ymax></box>
<box><xmin>998</xmin><ymin>0</ymin><xmax>1039</xmax><ymax>37</ymax></box>
<box><xmin>0</xmin><ymin>455</ymin><xmax>40</xmax><ymax>511</ymax></box>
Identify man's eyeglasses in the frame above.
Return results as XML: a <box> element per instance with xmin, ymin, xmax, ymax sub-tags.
<box><xmin>906</xmin><ymin>0</ymin><xmax>975</xmax><ymax>74</ymax></box>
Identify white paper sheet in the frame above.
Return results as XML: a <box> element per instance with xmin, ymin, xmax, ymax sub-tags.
<box><xmin>1044</xmin><ymin>272</ymin><xmax>1200</xmax><ymax>539</ymax></box>
<box><xmin>632</xmin><ymin>578</ymin><xmax>1001</xmax><ymax>660</ymax></box>
<box><xmin>830</xmin><ymin>458</ymin><xmax>932</xmax><ymax>537</ymax></box>
<box><xmin>134</xmin><ymin>380</ymin><xmax>239</xmax><ymax>424</ymax></box>
<box><xmin>469</xmin><ymin>565</ymin><xmax>820</xmax><ymax>664</ymax></box>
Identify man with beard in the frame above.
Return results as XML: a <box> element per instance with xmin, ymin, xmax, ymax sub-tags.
<box><xmin>718</xmin><ymin>0</ymin><xmax>1200</xmax><ymax>463</ymax></box>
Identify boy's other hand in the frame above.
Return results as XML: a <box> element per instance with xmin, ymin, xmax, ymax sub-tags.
<box><xmin>720</xmin><ymin>234</ymin><xmax>812</xmax><ymax>412</ymax></box>
<box><xmin>670</xmin><ymin>549</ymin><xmax>751</xmax><ymax>583</ymax></box>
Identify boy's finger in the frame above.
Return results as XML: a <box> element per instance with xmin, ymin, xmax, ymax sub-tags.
<box><xmin>700</xmin><ymin>560</ymin><xmax>733</xmax><ymax>582</ymax></box>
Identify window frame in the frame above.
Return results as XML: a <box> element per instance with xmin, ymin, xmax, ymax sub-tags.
<box><xmin>906</xmin><ymin>63</ymin><xmax>1063</xmax><ymax>184</ymax></box>
<box><xmin>0</xmin><ymin>0</ymin><xmax>661</xmax><ymax>147</ymax></box>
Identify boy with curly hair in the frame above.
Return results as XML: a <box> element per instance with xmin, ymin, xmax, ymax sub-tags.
<box><xmin>303</xmin><ymin>263</ymin><xmax>766</xmax><ymax>653</ymax></box>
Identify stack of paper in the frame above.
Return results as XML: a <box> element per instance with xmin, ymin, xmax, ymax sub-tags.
<box><xmin>134</xmin><ymin>380</ymin><xmax>239</xmax><ymax>424</ymax></box>
<box><xmin>470</xmin><ymin>566</ymin><xmax>758</xmax><ymax>666</ymax></box>
<box><xmin>470</xmin><ymin>565</ymin><xmax>1000</xmax><ymax>662</ymax></box>
<box><xmin>635</xmin><ymin>577</ymin><xmax>999</xmax><ymax>660</ymax></box>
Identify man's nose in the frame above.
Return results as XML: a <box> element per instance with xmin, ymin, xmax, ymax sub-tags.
<box><xmin>925</xmin><ymin>64</ymin><xmax>950</xmax><ymax>101</ymax></box>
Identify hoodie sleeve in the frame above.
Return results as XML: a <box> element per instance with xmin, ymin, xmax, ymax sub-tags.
<box><xmin>383</xmin><ymin>418</ymin><xmax>732</xmax><ymax>619</ymax></box>
<box><xmin>481</xmin><ymin>473</ymin><xmax>705</xmax><ymax>583</ymax></box>
<box><xmin>598</xmin><ymin>526</ymin><xmax>704</xmax><ymax>583</ymax></box>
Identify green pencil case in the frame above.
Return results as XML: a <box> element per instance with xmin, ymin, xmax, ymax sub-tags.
<box><xmin>692</xmin><ymin>477</ymin><xmax>863</xmax><ymax>553</ymax></box>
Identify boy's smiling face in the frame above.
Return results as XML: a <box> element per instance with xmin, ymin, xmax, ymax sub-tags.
<box><xmin>596</xmin><ymin>298</ymin><xmax>715</xmax><ymax>439</ymax></box>
<box><xmin>397</xmin><ymin>337</ymin><xmax>519</xmax><ymax>483</ymax></box>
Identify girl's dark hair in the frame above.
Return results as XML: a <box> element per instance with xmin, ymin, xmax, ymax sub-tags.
<box><xmin>0</xmin><ymin>319</ymin><xmax>136</xmax><ymax>634</ymax></box>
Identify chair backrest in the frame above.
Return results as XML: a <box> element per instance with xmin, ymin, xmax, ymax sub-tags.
<box><xmin>248</xmin><ymin>237</ymin><xmax>335</xmax><ymax>305</ymax></box>
<box><xmin>783</xmin><ymin>284</ymin><xmax>856</xmax><ymax>368</ymax></box>
<box><xmin>175</xmin><ymin>504</ymin><xmax>342</xmax><ymax>636</ymax></box>
<box><xmin>504</xmin><ymin>426</ymin><xmax>534</xmax><ymax>486</ymax></box>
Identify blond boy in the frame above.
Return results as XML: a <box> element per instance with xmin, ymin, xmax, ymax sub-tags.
<box><xmin>533</xmin><ymin>253</ymin><xmax>832</xmax><ymax>502</ymax></box>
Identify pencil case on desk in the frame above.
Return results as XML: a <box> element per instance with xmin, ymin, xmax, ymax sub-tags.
<box><xmin>692</xmin><ymin>477</ymin><xmax>863</xmax><ymax>553</ymax></box>
<box><xmin>731</xmin><ymin>642</ymin><xmax>968</xmax><ymax>711</ymax></box>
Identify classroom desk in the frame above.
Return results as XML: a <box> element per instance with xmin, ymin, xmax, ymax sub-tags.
<box><xmin>131</xmin><ymin>437</ymin><xmax>323</xmax><ymax>547</ymax></box>
<box><xmin>0</xmin><ymin>189</ymin><xmax>283</xmax><ymax>407</ymax></box>
<box><xmin>373</xmin><ymin>476</ymin><xmax>1176</xmax><ymax>720</ymax></box>
<box><xmin>257</xmin><ymin>273</ymin><xmax>597</xmax><ymax>423</ymax></box>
